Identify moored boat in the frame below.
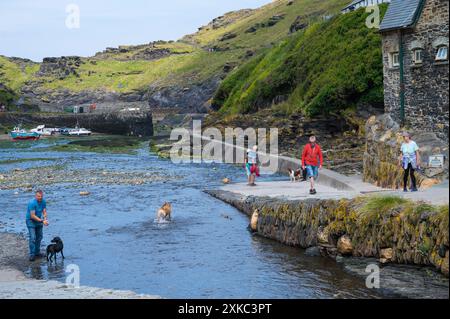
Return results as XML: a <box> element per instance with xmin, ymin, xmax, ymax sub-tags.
<box><xmin>30</xmin><ymin>125</ymin><xmax>59</xmax><ymax>136</ymax></box>
<box><xmin>68</xmin><ymin>127</ymin><xmax>92</xmax><ymax>136</ymax></box>
<box><xmin>9</xmin><ymin>127</ymin><xmax>41</xmax><ymax>140</ymax></box>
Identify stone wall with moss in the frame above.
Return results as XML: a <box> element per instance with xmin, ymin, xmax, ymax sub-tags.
<box><xmin>363</xmin><ymin>114</ymin><xmax>448</xmax><ymax>189</ymax></box>
<box><xmin>207</xmin><ymin>190</ymin><xmax>449</xmax><ymax>277</ymax></box>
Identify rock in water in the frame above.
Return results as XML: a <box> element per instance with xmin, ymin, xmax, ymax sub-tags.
<box><xmin>221</xmin><ymin>214</ymin><xmax>232</xmax><ymax>220</ymax></box>
<box><xmin>337</xmin><ymin>235</ymin><xmax>353</xmax><ymax>255</ymax></box>
<box><xmin>79</xmin><ymin>191</ymin><xmax>90</xmax><ymax>196</ymax></box>
<box><xmin>380</xmin><ymin>248</ymin><xmax>393</xmax><ymax>264</ymax></box>
<box><xmin>304</xmin><ymin>246</ymin><xmax>321</xmax><ymax>257</ymax></box>
<box><xmin>250</xmin><ymin>209</ymin><xmax>259</xmax><ymax>232</ymax></box>
<box><xmin>317</xmin><ymin>226</ymin><xmax>330</xmax><ymax>245</ymax></box>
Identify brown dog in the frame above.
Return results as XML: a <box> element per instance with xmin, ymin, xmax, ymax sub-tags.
<box><xmin>157</xmin><ymin>202</ymin><xmax>172</xmax><ymax>221</ymax></box>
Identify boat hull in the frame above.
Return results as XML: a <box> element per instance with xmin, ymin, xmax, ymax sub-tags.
<box><xmin>10</xmin><ymin>132</ymin><xmax>41</xmax><ymax>140</ymax></box>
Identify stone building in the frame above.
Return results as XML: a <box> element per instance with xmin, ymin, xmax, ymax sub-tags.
<box><xmin>379</xmin><ymin>0</ymin><xmax>449</xmax><ymax>141</ymax></box>
<box><xmin>341</xmin><ymin>0</ymin><xmax>391</xmax><ymax>13</ymax></box>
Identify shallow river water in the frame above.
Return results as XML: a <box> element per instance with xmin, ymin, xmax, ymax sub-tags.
<box><xmin>0</xmin><ymin>137</ymin><xmax>383</xmax><ymax>298</ymax></box>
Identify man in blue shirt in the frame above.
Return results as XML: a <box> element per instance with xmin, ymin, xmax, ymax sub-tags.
<box><xmin>26</xmin><ymin>190</ymin><xmax>49</xmax><ymax>261</ymax></box>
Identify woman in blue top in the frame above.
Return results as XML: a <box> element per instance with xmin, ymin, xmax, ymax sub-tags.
<box><xmin>398</xmin><ymin>132</ymin><xmax>421</xmax><ymax>192</ymax></box>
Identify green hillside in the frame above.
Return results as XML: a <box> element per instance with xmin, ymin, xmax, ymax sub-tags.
<box><xmin>0</xmin><ymin>56</ymin><xmax>39</xmax><ymax>106</ymax></box>
<box><xmin>212</xmin><ymin>5</ymin><xmax>387</xmax><ymax>117</ymax></box>
<box><xmin>0</xmin><ymin>0</ymin><xmax>348</xmax><ymax>102</ymax></box>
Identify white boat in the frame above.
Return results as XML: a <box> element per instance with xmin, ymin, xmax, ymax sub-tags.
<box><xmin>68</xmin><ymin>127</ymin><xmax>92</xmax><ymax>136</ymax></box>
<box><xmin>30</xmin><ymin>125</ymin><xmax>59</xmax><ymax>136</ymax></box>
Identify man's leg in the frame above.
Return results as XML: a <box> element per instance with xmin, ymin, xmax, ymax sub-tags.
<box><xmin>27</xmin><ymin>226</ymin><xmax>36</xmax><ymax>259</ymax></box>
<box><xmin>34</xmin><ymin>226</ymin><xmax>43</xmax><ymax>256</ymax></box>
<box><xmin>313</xmin><ymin>166</ymin><xmax>319</xmax><ymax>193</ymax></box>
<box><xmin>306</xmin><ymin>166</ymin><xmax>314</xmax><ymax>192</ymax></box>
<box><xmin>310</xmin><ymin>176</ymin><xmax>315</xmax><ymax>190</ymax></box>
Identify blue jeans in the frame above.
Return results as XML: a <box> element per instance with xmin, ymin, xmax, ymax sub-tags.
<box><xmin>27</xmin><ymin>225</ymin><xmax>43</xmax><ymax>257</ymax></box>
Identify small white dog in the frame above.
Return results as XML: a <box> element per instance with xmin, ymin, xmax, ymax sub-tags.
<box><xmin>287</xmin><ymin>168</ymin><xmax>303</xmax><ymax>182</ymax></box>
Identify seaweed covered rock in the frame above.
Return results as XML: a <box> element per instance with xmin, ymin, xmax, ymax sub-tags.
<box><xmin>380</xmin><ymin>248</ymin><xmax>393</xmax><ymax>264</ymax></box>
<box><xmin>337</xmin><ymin>235</ymin><xmax>353</xmax><ymax>255</ymax></box>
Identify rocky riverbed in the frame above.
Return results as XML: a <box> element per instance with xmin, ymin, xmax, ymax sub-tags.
<box><xmin>0</xmin><ymin>164</ymin><xmax>174</xmax><ymax>190</ymax></box>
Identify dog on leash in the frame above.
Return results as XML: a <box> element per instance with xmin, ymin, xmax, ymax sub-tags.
<box><xmin>157</xmin><ymin>202</ymin><xmax>172</xmax><ymax>222</ymax></box>
<box><xmin>46</xmin><ymin>236</ymin><xmax>64</xmax><ymax>263</ymax></box>
<box><xmin>288</xmin><ymin>168</ymin><xmax>303</xmax><ymax>182</ymax></box>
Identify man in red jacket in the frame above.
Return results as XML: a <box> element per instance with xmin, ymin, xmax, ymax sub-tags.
<box><xmin>301</xmin><ymin>135</ymin><xmax>323</xmax><ymax>195</ymax></box>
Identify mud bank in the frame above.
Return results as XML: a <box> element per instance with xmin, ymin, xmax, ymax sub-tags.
<box><xmin>0</xmin><ymin>232</ymin><xmax>160</xmax><ymax>299</ymax></box>
<box><xmin>206</xmin><ymin>190</ymin><xmax>449</xmax><ymax>298</ymax></box>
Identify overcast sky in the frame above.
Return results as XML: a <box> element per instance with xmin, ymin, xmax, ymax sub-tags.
<box><xmin>0</xmin><ymin>0</ymin><xmax>270</xmax><ymax>62</ymax></box>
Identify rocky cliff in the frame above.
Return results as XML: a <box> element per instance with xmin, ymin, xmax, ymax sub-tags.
<box><xmin>0</xmin><ymin>0</ymin><xmax>348</xmax><ymax>113</ymax></box>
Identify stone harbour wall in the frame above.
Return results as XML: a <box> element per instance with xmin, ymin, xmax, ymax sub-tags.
<box><xmin>206</xmin><ymin>190</ymin><xmax>449</xmax><ymax>277</ymax></box>
<box><xmin>0</xmin><ymin>111</ymin><xmax>153</xmax><ymax>137</ymax></box>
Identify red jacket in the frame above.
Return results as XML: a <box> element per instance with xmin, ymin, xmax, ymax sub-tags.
<box><xmin>301</xmin><ymin>143</ymin><xmax>323</xmax><ymax>167</ymax></box>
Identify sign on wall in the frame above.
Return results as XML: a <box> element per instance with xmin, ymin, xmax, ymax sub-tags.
<box><xmin>428</xmin><ymin>154</ymin><xmax>445</xmax><ymax>168</ymax></box>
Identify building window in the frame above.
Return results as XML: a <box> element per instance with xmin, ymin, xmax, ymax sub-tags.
<box><xmin>391</xmin><ymin>52</ymin><xmax>400</xmax><ymax>67</ymax></box>
<box><xmin>413</xmin><ymin>49</ymin><xmax>423</xmax><ymax>64</ymax></box>
<box><xmin>436</xmin><ymin>46</ymin><xmax>448</xmax><ymax>61</ymax></box>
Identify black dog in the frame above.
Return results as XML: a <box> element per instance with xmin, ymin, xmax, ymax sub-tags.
<box><xmin>46</xmin><ymin>237</ymin><xmax>64</xmax><ymax>263</ymax></box>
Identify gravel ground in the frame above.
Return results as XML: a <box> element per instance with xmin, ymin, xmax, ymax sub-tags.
<box><xmin>0</xmin><ymin>165</ymin><xmax>172</xmax><ymax>190</ymax></box>
<box><xmin>0</xmin><ymin>232</ymin><xmax>160</xmax><ymax>299</ymax></box>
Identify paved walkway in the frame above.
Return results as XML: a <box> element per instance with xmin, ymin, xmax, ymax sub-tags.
<box><xmin>221</xmin><ymin>176</ymin><xmax>449</xmax><ymax>205</ymax></box>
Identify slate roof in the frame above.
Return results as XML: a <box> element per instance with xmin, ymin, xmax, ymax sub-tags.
<box><xmin>379</xmin><ymin>0</ymin><xmax>424</xmax><ymax>32</ymax></box>
<box><xmin>342</xmin><ymin>0</ymin><xmax>364</xmax><ymax>10</ymax></box>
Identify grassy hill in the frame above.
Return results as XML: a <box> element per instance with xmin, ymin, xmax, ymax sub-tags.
<box><xmin>212</xmin><ymin>4</ymin><xmax>387</xmax><ymax>117</ymax></box>
<box><xmin>0</xmin><ymin>56</ymin><xmax>39</xmax><ymax>106</ymax></box>
<box><xmin>0</xmin><ymin>0</ymin><xmax>348</xmax><ymax>108</ymax></box>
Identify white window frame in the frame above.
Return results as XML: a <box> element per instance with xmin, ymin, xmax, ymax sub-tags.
<box><xmin>391</xmin><ymin>52</ymin><xmax>400</xmax><ymax>67</ymax></box>
<box><xmin>413</xmin><ymin>49</ymin><xmax>423</xmax><ymax>64</ymax></box>
<box><xmin>435</xmin><ymin>46</ymin><xmax>448</xmax><ymax>61</ymax></box>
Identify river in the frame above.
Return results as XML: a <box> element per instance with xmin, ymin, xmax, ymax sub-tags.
<box><xmin>0</xmin><ymin>136</ymin><xmax>383</xmax><ymax>298</ymax></box>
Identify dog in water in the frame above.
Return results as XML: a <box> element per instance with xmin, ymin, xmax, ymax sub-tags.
<box><xmin>157</xmin><ymin>202</ymin><xmax>172</xmax><ymax>222</ymax></box>
<box><xmin>46</xmin><ymin>236</ymin><xmax>64</xmax><ymax>263</ymax></box>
